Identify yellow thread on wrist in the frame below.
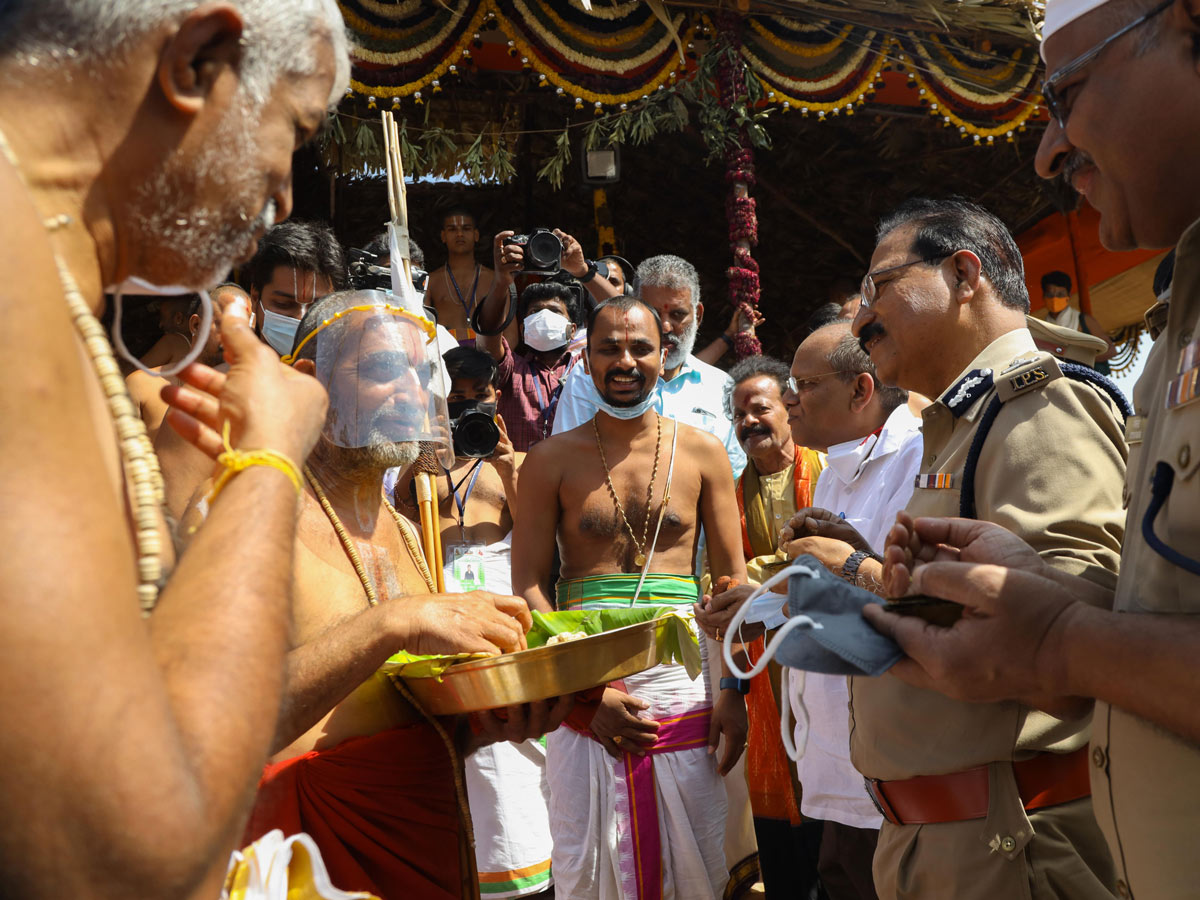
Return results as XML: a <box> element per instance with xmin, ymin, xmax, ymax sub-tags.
<box><xmin>208</xmin><ymin>421</ymin><xmax>302</xmax><ymax>503</ymax></box>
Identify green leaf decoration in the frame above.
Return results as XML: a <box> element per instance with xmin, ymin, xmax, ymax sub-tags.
<box><xmin>489</xmin><ymin>138</ymin><xmax>517</xmax><ymax>183</ymax></box>
<box><xmin>461</xmin><ymin>132</ymin><xmax>486</xmax><ymax>183</ymax></box>
<box><xmin>535</xmin><ymin>127</ymin><xmax>572</xmax><ymax>189</ymax></box>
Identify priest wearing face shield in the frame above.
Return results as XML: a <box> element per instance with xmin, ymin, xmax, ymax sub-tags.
<box><xmin>242</xmin><ymin>289</ymin><xmax>569</xmax><ymax>899</ymax></box>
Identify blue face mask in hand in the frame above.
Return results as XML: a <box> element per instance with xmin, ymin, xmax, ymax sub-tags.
<box><xmin>722</xmin><ymin>556</ymin><xmax>902</xmax><ymax>760</ymax></box>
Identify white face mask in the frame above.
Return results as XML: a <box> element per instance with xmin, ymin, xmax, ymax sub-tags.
<box><xmin>261</xmin><ymin>307</ymin><xmax>301</xmax><ymax>356</ymax></box>
<box><xmin>523</xmin><ymin>308</ymin><xmax>572</xmax><ymax>352</ymax></box>
<box><xmin>109</xmin><ymin>277</ymin><xmax>213</xmax><ymax>378</ymax></box>
<box><xmin>720</xmin><ymin>562</ymin><xmax>825</xmax><ymax>762</ymax></box>
<box><xmin>595</xmin><ymin>387</ymin><xmax>658</xmax><ymax>420</ymax></box>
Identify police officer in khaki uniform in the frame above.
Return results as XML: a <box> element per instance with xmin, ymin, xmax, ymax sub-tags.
<box><xmin>835</xmin><ymin>198</ymin><xmax>1129</xmax><ymax>899</ymax></box>
<box><xmin>863</xmin><ymin>1</ymin><xmax>1200</xmax><ymax>898</ymax></box>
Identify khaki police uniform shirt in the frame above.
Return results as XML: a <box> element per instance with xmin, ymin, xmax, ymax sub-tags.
<box><xmin>1090</xmin><ymin>219</ymin><xmax>1200</xmax><ymax>900</ymax></box>
<box><xmin>848</xmin><ymin>328</ymin><xmax>1128</xmax><ymax>899</ymax></box>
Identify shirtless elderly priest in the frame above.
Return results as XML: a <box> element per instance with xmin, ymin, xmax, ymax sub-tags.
<box><xmin>242</xmin><ymin>290</ymin><xmax>567</xmax><ymax>899</ymax></box>
<box><xmin>513</xmin><ymin>295</ymin><xmax>750</xmax><ymax>900</ymax></box>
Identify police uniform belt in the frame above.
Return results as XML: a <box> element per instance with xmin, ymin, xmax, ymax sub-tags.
<box><xmin>865</xmin><ymin>746</ymin><xmax>1091</xmax><ymax>826</ymax></box>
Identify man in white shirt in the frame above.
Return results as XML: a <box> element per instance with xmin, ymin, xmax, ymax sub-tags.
<box><xmin>553</xmin><ymin>254</ymin><xmax>746</xmax><ymax>475</ymax></box>
<box><xmin>778</xmin><ymin>321</ymin><xmax>922</xmax><ymax>900</ymax></box>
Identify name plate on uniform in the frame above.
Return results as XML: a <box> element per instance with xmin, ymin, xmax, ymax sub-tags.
<box><xmin>1125</xmin><ymin>414</ymin><xmax>1146</xmax><ymax>445</ymax></box>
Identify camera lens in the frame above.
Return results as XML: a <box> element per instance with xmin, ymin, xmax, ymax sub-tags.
<box><xmin>453</xmin><ymin>409</ymin><xmax>500</xmax><ymax>458</ymax></box>
<box><xmin>527</xmin><ymin>231</ymin><xmax>563</xmax><ymax>270</ymax></box>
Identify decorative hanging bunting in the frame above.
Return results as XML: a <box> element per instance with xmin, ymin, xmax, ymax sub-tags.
<box><xmin>338</xmin><ymin>0</ymin><xmax>1047</xmax><ymax>151</ymax></box>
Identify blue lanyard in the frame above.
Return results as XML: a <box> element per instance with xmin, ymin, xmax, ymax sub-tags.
<box><xmin>445</xmin><ymin>460</ymin><xmax>484</xmax><ymax>541</ymax></box>
<box><xmin>530</xmin><ymin>365</ymin><xmax>563</xmax><ymax>439</ymax></box>
<box><xmin>446</xmin><ymin>265</ymin><xmax>481</xmax><ymax>319</ymax></box>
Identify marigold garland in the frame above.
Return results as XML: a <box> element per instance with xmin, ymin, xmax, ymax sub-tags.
<box><xmin>504</xmin><ymin>0</ymin><xmax>686</xmax><ymax>75</ymax></box>
<box><xmin>748</xmin><ymin>18</ymin><xmax>857</xmax><ymax>58</ymax></box>
<box><xmin>348</xmin><ymin>2</ymin><xmax>487</xmax><ymax>97</ymax></box>
<box><xmin>342</xmin><ymin>1</ymin><xmax>1047</xmax><ymax>144</ymax></box>
<box><xmin>751</xmin><ymin>43</ymin><xmax>889</xmax><ymax>115</ymax></box>
<box><xmin>519</xmin><ymin>0</ymin><xmax>658</xmax><ymax>50</ymax></box>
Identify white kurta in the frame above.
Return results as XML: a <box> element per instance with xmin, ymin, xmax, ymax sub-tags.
<box><xmin>789</xmin><ymin>404</ymin><xmax>923</xmax><ymax>829</ymax></box>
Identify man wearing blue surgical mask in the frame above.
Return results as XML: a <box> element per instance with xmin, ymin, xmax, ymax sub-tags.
<box><xmin>248</xmin><ymin>220</ymin><xmax>346</xmax><ymax>356</ymax></box>
<box><xmin>475</xmin><ymin>274</ymin><xmax>581</xmax><ymax>451</ymax></box>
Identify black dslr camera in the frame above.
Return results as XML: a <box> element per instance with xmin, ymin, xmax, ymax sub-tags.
<box><xmin>446</xmin><ymin>399</ymin><xmax>501</xmax><ymax>459</ymax></box>
<box><xmin>347</xmin><ymin>248</ymin><xmax>429</xmax><ymax>293</ymax></box>
<box><xmin>504</xmin><ymin>228</ymin><xmax>562</xmax><ymax>274</ymax></box>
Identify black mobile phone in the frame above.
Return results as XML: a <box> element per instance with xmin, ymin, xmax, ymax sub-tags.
<box><xmin>881</xmin><ymin>595</ymin><xmax>964</xmax><ymax>627</ymax></box>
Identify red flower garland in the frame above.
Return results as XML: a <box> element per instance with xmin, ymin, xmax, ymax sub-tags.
<box><xmin>716</xmin><ymin>13</ymin><xmax>762</xmax><ymax>357</ymax></box>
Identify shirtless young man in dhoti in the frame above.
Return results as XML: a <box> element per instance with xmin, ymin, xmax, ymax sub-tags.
<box><xmin>513</xmin><ymin>296</ymin><xmax>750</xmax><ymax>900</ymax></box>
<box><xmin>243</xmin><ymin>290</ymin><xmax>568</xmax><ymax>900</ymax></box>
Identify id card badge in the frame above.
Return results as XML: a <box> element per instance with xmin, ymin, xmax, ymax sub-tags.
<box><xmin>447</xmin><ymin>543</ymin><xmax>487</xmax><ymax>591</ymax></box>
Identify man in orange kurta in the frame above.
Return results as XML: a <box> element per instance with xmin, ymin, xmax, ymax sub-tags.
<box><xmin>724</xmin><ymin>356</ymin><xmax>824</xmax><ymax>896</ymax></box>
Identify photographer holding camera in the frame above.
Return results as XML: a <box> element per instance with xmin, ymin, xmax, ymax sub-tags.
<box><xmin>473</xmin><ymin>228</ymin><xmax>619</xmax><ymax>450</ymax></box>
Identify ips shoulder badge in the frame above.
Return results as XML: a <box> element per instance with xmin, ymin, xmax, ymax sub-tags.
<box><xmin>995</xmin><ymin>352</ymin><xmax>1062</xmax><ymax>403</ymax></box>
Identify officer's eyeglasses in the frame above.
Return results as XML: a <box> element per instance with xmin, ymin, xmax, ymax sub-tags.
<box><xmin>786</xmin><ymin>371</ymin><xmax>840</xmax><ymax>394</ymax></box>
<box><xmin>1041</xmin><ymin>0</ymin><xmax>1172</xmax><ymax>130</ymax></box>
<box><xmin>860</xmin><ymin>255</ymin><xmax>950</xmax><ymax>308</ymax></box>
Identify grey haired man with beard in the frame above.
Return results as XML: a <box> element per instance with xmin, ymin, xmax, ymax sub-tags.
<box><xmin>0</xmin><ymin>1</ymin><xmax>348</xmax><ymax>897</ymax></box>
<box><xmin>247</xmin><ymin>289</ymin><xmax>567</xmax><ymax>898</ymax></box>
<box><xmin>553</xmin><ymin>253</ymin><xmax>746</xmax><ymax>474</ymax></box>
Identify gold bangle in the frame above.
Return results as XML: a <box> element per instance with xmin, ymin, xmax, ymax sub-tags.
<box><xmin>207</xmin><ymin>421</ymin><xmax>302</xmax><ymax>504</ymax></box>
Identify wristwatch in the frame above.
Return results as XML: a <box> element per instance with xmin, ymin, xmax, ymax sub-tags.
<box><xmin>579</xmin><ymin>259</ymin><xmax>599</xmax><ymax>283</ymax></box>
<box><xmin>842</xmin><ymin>549</ymin><xmax>882</xmax><ymax>585</ymax></box>
<box><xmin>719</xmin><ymin>676</ymin><xmax>751</xmax><ymax>695</ymax></box>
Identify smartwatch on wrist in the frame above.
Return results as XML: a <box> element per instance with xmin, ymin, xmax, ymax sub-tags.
<box><xmin>580</xmin><ymin>259</ymin><xmax>599</xmax><ymax>283</ymax></box>
<box><xmin>719</xmin><ymin>332</ymin><xmax>735</xmax><ymax>348</ymax></box>
<box><xmin>719</xmin><ymin>676</ymin><xmax>751</xmax><ymax>695</ymax></box>
<box><xmin>842</xmin><ymin>549</ymin><xmax>881</xmax><ymax>585</ymax></box>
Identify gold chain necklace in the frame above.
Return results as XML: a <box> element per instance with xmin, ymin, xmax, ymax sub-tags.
<box><xmin>0</xmin><ymin>127</ymin><xmax>167</xmax><ymax>615</ymax></box>
<box><xmin>593</xmin><ymin>412</ymin><xmax>661</xmax><ymax>568</ymax></box>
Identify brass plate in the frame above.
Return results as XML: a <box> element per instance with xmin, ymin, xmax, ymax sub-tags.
<box><xmin>399</xmin><ymin>616</ymin><xmax>673</xmax><ymax>715</ymax></box>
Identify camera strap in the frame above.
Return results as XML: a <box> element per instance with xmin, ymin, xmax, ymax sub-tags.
<box><xmin>444</xmin><ymin>459</ymin><xmax>485</xmax><ymax>540</ymax></box>
<box><xmin>532</xmin><ymin>369</ymin><xmax>566</xmax><ymax>439</ymax></box>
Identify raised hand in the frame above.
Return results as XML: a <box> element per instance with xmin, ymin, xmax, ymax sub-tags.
<box><xmin>553</xmin><ymin>229</ymin><xmax>588</xmax><ymax>279</ymax></box>
<box><xmin>492</xmin><ymin>231</ymin><xmax>522</xmax><ymax>285</ymax></box>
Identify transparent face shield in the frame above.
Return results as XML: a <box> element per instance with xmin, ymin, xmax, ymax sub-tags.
<box><xmin>284</xmin><ymin>291</ymin><xmax>453</xmax><ymax>467</ymax></box>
